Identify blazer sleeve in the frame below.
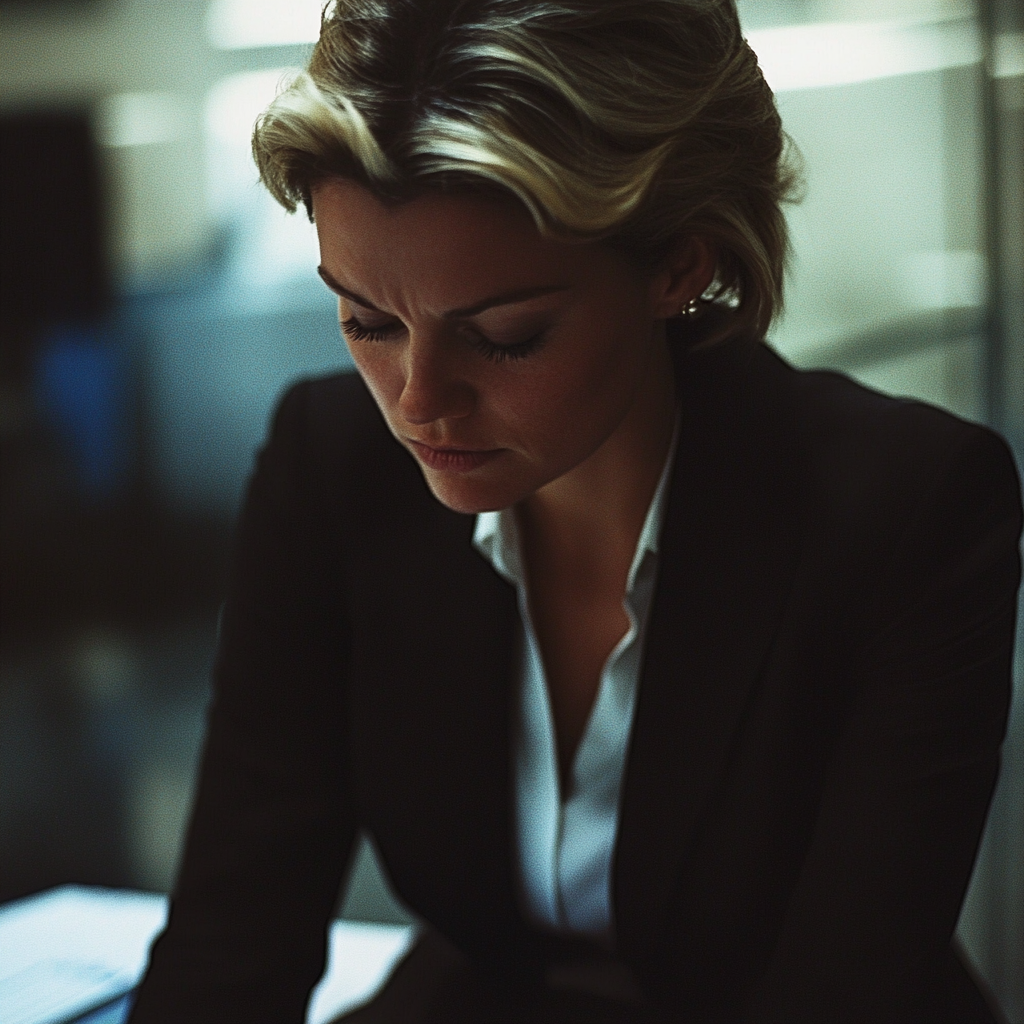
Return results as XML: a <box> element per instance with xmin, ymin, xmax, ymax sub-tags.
<box><xmin>129</xmin><ymin>381</ymin><xmax>358</xmax><ymax>1023</ymax></box>
<box><xmin>746</xmin><ymin>423</ymin><xmax>1023</xmax><ymax>1024</ymax></box>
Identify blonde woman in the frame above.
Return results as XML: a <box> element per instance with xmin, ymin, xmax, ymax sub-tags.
<box><xmin>130</xmin><ymin>1</ymin><xmax>1022</xmax><ymax>1021</ymax></box>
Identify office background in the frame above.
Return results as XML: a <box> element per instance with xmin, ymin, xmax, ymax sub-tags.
<box><xmin>1</xmin><ymin>0</ymin><xmax>1021</xmax><ymax>1019</ymax></box>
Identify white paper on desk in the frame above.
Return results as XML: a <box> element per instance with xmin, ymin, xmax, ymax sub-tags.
<box><xmin>0</xmin><ymin>887</ymin><xmax>166</xmax><ymax>1024</ymax></box>
<box><xmin>0</xmin><ymin>885</ymin><xmax>416</xmax><ymax>1024</ymax></box>
<box><xmin>307</xmin><ymin>921</ymin><xmax>417</xmax><ymax>1023</ymax></box>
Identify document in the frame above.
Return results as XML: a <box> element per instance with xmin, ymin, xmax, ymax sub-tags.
<box><xmin>0</xmin><ymin>886</ymin><xmax>416</xmax><ymax>1024</ymax></box>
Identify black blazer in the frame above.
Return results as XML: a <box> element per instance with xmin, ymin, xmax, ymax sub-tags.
<box><xmin>131</xmin><ymin>334</ymin><xmax>1022</xmax><ymax>1023</ymax></box>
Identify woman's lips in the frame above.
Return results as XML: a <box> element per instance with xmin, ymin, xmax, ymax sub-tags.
<box><xmin>407</xmin><ymin>440</ymin><xmax>502</xmax><ymax>472</ymax></box>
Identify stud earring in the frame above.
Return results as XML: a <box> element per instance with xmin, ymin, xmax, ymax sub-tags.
<box><xmin>681</xmin><ymin>298</ymin><xmax>699</xmax><ymax>318</ymax></box>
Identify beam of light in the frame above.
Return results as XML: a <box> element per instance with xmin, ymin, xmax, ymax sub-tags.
<box><xmin>905</xmin><ymin>250</ymin><xmax>986</xmax><ymax>311</ymax></box>
<box><xmin>994</xmin><ymin>32</ymin><xmax>1024</xmax><ymax>79</ymax></box>
<box><xmin>95</xmin><ymin>92</ymin><xmax>186</xmax><ymax>148</ymax></box>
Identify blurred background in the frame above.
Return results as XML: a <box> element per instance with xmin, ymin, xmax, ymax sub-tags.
<box><xmin>0</xmin><ymin>0</ymin><xmax>1021</xmax><ymax>1018</ymax></box>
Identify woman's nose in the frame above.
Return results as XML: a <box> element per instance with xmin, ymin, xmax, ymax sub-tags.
<box><xmin>396</xmin><ymin>332</ymin><xmax>475</xmax><ymax>426</ymax></box>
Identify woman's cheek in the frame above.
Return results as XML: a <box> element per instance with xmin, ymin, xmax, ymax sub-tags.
<box><xmin>350</xmin><ymin>344</ymin><xmax>404</xmax><ymax>422</ymax></box>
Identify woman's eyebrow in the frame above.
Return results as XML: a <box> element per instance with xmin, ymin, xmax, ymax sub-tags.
<box><xmin>317</xmin><ymin>266</ymin><xmax>381</xmax><ymax>309</ymax></box>
<box><xmin>317</xmin><ymin>265</ymin><xmax>568</xmax><ymax>317</ymax></box>
<box><xmin>442</xmin><ymin>284</ymin><xmax>570</xmax><ymax>318</ymax></box>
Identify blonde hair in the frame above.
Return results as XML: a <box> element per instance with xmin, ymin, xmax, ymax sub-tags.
<box><xmin>253</xmin><ymin>0</ymin><xmax>801</xmax><ymax>343</ymax></box>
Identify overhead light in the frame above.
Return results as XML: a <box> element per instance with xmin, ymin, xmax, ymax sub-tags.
<box><xmin>207</xmin><ymin>0</ymin><xmax>323</xmax><ymax>50</ymax></box>
<box><xmin>747</xmin><ymin>19</ymin><xmax>980</xmax><ymax>92</ymax></box>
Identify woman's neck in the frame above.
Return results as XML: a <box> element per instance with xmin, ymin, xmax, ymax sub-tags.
<box><xmin>517</xmin><ymin>328</ymin><xmax>677</xmax><ymax>580</ymax></box>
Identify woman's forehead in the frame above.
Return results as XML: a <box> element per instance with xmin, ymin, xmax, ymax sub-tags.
<box><xmin>311</xmin><ymin>177</ymin><xmax>626</xmax><ymax>314</ymax></box>
<box><xmin>313</xmin><ymin>177</ymin><xmax>539</xmax><ymax>252</ymax></box>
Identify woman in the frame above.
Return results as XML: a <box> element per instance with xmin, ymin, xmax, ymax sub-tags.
<box><xmin>129</xmin><ymin>0</ymin><xmax>1022</xmax><ymax>1021</ymax></box>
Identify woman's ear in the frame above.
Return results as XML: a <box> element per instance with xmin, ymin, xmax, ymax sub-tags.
<box><xmin>649</xmin><ymin>235</ymin><xmax>718</xmax><ymax>317</ymax></box>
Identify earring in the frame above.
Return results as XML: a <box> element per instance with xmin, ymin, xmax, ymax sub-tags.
<box><xmin>681</xmin><ymin>298</ymin><xmax>699</xmax><ymax>318</ymax></box>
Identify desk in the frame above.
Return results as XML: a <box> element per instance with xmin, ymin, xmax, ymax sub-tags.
<box><xmin>0</xmin><ymin>886</ymin><xmax>416</xmax><ymax>1024</ymax></box>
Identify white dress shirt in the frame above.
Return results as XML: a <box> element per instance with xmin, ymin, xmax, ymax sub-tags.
<box><xmin>472</xmin><ymin>422</ymin><xmax>678</xmax><ymax>944</ymax></box>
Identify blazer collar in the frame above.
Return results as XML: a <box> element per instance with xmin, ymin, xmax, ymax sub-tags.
<box><xmin>614</xmin><ymin>336</ymin><xmax>807</xmax><ymax>962</ymax></box>
<box><xmin>358</xmin><ymin>334</ymin><xmax>806</xmax><ymax>967</ymax></box>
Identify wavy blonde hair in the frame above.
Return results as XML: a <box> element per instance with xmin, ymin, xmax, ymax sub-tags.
<box><xmin>253</xmin><ymin>0</ymin><xmax>801</xmax><ymax>343</ymax></box>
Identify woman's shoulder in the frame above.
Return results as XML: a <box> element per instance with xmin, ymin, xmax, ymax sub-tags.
<box><xmin>677</xmin><ymin>335</ymin><xmax>1021</xmax><ymax>546</ymax></box>
<box><xmin>707</xmin><ymin>336</ymin><xmax>1015</xmax><ymax>493</ymax></box>
<box><xmin>689</xmin><ymin>335</ymin><xmax>991</xmax><ymax>444</ymax></box>
<box><xmin>769</xmin><ymin>344</ymin><xmax>1017</xmax><ymax>510</ymax></box>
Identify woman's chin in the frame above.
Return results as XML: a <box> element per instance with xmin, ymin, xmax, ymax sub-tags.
<box><xmin>419</xmin><ymin>467</ymin><xmax>524</xmax><ymax>515</ymax></box>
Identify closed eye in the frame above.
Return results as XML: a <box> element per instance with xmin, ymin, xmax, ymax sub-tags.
<box><xmin>468</xmin><ymin>333</ymin><xmax>545</xmax><ymax>362</ymax></box>
<box><xmin>340</xmin><ymin>316</ymin><xmax>402</xmax><ymax>343</ymax></box>
<box><xmin>340</xmin><ymin>316</ymin><xmax>546</xmax><ymax>363</ymax></box>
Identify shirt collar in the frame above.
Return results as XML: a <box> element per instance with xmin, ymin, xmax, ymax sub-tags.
<box><xmin>473</xmin><ymin>410</ymin><xmax>680</xmax><ymax>594</ymax></box>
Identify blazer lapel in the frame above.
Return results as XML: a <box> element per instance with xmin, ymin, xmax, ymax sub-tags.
<box><xmin>614</xmin><ymin>339</ymin><xmax>807</xmax><ymax>962</ymax></box>
<box><xmin>344</xmin><ymin>449</ymin><xmax>539</xmax><ymax>968</ymax></box>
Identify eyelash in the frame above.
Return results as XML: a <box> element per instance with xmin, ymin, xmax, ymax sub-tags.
<box><xmin>339</xmin><ymin>317</ymin><xmax>543</xmax><ymax>363</ymax></box>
